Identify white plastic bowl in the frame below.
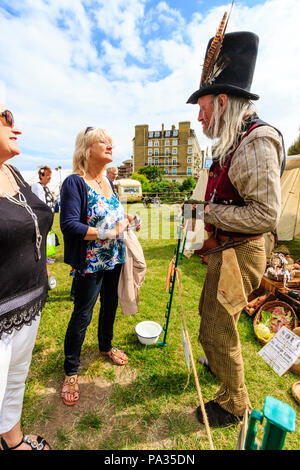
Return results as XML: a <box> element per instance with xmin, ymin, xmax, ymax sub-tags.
<box><xmin>135</xmin><ymin>321</ymin><xmax>162</xmax><ymax>345</ymax></box>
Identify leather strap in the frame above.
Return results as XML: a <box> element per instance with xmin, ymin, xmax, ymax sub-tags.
<box><xmin>217</xmin><ymin>233</ymin><xmax>263</xmax><ymax>243</ymax></box>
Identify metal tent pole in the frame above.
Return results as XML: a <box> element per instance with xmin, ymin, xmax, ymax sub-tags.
<box><xmin>158</xmin><ymin>224</ymin><xmax>183</xmax><ymax>347</ymax></box>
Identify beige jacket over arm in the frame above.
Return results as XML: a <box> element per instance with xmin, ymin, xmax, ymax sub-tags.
<box><xmin>118</xmin><ymin>230</ymin><xmax>146</xmax><ymax>316</ymax></box>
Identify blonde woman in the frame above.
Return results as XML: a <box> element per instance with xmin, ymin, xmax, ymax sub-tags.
<box><xmin>60</xmin><ymin>127</ymin><xmax>138</xmax><ymax>406</ymax></box>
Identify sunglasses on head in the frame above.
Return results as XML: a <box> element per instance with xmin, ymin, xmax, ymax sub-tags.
<box><xmin>84</xmin><ymin>127</ymin><xmax>112</xmax><ymax>146</ymax></box>
<box><xmin>0</xmin><ymin>110</ymin><xmax>14</xmax><ymax>128</ymax></box>
<box><xmin>84</xmin><ymin>126</ymin><xmax>94</xmax><ymax>135</ymax></box>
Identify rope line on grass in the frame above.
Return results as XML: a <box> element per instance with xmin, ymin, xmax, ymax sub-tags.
<box><xmin>175</xmin><ymin>267</ymin><xmax>215</xmax><ymax>450</ymax></box>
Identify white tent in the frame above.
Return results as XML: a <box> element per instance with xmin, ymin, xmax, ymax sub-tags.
<box><xmin>277</xmin><ymin>154</ymin><xmax>300</xmax><ymax>241</ymax></box>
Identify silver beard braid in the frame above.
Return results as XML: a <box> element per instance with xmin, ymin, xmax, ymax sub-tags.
<box><xmin>206</xmin><ymin>95</ymin><xmax>257</xmax><ymax>166</ymax></box>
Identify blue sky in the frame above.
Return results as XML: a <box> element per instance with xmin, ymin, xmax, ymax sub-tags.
<box><xmin>0</xmin><ymin>0</ymin><xmax>299</xmax><ymax>174</ymax></box>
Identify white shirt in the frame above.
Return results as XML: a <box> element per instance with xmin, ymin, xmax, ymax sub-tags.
<box><xmin>31</xmin><ymin>182</ymin><xmax>46</xmax><ymax>204</ymax></box>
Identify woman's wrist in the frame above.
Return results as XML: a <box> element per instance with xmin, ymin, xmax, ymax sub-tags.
<box><xmin>96</xmin><ymin>227</ymin><xmax>107</xmax><ymax>240</ymax></box>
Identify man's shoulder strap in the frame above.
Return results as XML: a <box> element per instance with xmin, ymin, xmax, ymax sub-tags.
<box><xmin>106</xmin><ymin>176</ymin><xmax>116</xmax><ymax>194</ymax></box>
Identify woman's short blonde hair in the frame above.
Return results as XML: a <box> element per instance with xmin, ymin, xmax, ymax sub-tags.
<box><xmin>73</xmin><ymin>127</ymin><xmax>112</xmax><ymax>176</ymax></box>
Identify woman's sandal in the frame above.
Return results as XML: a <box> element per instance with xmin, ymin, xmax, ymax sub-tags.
<box><xmin>61</xmin><ymin>374</ymin><xmax>80</xmax><ymax>406</ymax></box>
<box><xmin>100</xmin><ymin>347</ymin><xmax>128</xmax><ymax>366</ymax></box>
<box><xmin>1</xmin><ymin>435</ymin><xmax>51</xmax><ymax>451</ymax></box>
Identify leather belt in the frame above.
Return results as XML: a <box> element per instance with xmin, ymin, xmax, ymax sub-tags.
<box><xmin>217</xmin><ymin>233</ymin><xmax>263</xmax><ymax>243</ymax></box>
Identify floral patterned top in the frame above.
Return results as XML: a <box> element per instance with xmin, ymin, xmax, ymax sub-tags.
<box><xmin>84</xmin><ymin>184</ymin><xmax>125</xmax><ymax>273</ymax></box>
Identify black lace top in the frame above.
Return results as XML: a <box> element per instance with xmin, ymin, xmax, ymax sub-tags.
<box><xmin>0</xmin><ymin>166</ymin><xmax>53</xmax><ymax>338</ymax></box>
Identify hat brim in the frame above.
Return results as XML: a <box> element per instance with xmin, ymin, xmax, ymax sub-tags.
<box><xmin>187</xmin><ymin>83</ymin><xmax>259</xmax><ymax>104</ymax></box>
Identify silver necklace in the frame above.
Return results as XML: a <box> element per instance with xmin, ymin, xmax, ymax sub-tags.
<box><xmin>95</xmin><ymin>178</ymin><xmax>103</xmax><ymax>191</ymax></box>
<box><xmin>0</xmin><ymin>166</ymin><xmax>43</xmax><ymax>260</ymax></box>
<box><xmin>87</xmin><ymin>172</ymin><xmax>103</xmax><ymax>191</ymax></box>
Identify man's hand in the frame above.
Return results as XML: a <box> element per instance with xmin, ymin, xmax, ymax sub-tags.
<box><xmin>204</xmin><ymin>203</ymin><xmax>210</xmax><ymax>215</ymax></box>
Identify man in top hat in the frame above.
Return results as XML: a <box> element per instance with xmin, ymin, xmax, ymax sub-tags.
<box><xmin>187</xmin><ymin>30</ymin><xmax>285</xmax><ymax>427</ymax></box>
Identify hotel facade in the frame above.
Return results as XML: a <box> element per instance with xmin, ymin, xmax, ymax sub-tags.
<box><xmin>133</xmin><ymin>121</ymin><xmax>203</xmax><ymax>183</ymax></box>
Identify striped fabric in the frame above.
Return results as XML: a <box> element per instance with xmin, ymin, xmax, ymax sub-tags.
<box><xmin>205</xmin><ymin>126</ymin><xmax>283</xmax><ymax>234</ymax></box>
<box><xmin>198</xmin><ymin>237</ymin><xmax>266</xmax><ymax>417</ymax></box>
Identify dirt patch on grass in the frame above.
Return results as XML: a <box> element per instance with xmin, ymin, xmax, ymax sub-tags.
<box><xmin>33</xmin><ymin>362</ymin><xmax>138</xmax><ymax>449</ymax></box>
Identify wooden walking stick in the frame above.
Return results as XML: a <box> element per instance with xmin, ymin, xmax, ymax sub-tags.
<box><xmin>175</xmin><ymin>268</ymin><xmax>214</xmax><ymax>450</ymax></box>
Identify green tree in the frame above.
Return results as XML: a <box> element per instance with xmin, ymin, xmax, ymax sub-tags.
<box><xmin>131</xmin><ymin>172</ymin><xmax>151</xmax><ymax>193</ymax></box>
<box><xmin>131</xmin><ymin>172</ymin><xmax>149</xmax><ymax>185</ymax></box>
<box><xmin>138</xmin><ymin>165</ymin><xmax>163</xmax><ymax>182</ymax></box>
<box><xmin>180</xmin><ymin>176</ymin><xmax>196</xmax><ymax>192</ymax></box>
<box><xmin>288</xmin><ymin>127</ymin><xmax>300</xmax><ymax>155</ymax></box>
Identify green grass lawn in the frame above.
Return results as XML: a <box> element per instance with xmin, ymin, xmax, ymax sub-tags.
<box><xmin>21</xmin><ymin>207</ymin><xmax>300</xmax><ymax>450</ymax></box>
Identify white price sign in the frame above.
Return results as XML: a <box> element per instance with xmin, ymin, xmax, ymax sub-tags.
<box><xmin>258</xmin><ymin>327</ymin><xmax>300</xmax><ymax>376</ymax></box>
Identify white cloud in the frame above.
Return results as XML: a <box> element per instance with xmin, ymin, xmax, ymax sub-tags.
<box><xmin>0</xmin><ymin>0</ymin><xmax>299</xmax><ymax>172</ymax></box>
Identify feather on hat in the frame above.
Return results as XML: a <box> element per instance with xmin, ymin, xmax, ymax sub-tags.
<box><xmin>187</xmin><ymin>1</ymin><xmax>260</xmax><ymax>104</ymax></box>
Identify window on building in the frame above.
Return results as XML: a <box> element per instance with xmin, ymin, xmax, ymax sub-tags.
<box><xmin>148</xmin><ymin>149</ymin><xmax>152</xmax><ymax>156</ymax></box>
<box><xmin>165</xmin><ymin>140</ymin><xmax>170</xmax><ymax>146</ymax></box>
<box><xmin>165</xmin><ymin>168</ymin><xmax>169</xmax><ymax>175</ymax></box>
<box><xmin>172</xmin><ymin>157</ymin><xmax>177</xmax><ymax>165</ymax></box>
<box><xmin>148</xmin><ymin>132</ymin><xmax>153</xmax><ymax>138</ymax></box>
<box><xmin>172</xmin><ymin>148</ymin><xmax>177</xmax><ymax>155</ymax></box>
<box><xmin>148</xmin><ymin>157</ymin><xmax>152</xmax><ymax>165</ymax></box>
<box><xmin>165</xmin><ymin>131</ymin><xmax>171</xmax><ymax>137</ymax></box>
<box><xmin>154</xmin><ymin>158</ymin><xmax>159</xmax><ymax>165</ymax></box>
<box><xmin>172</xmin><ymin>168</ymin><xmax>177</xmax><ymax>175</ymax></box>
<box><xmin>187</xmin><ymin>167</ymin><xmax>192</xmax><ymax>175</ymax></box>
<box><xmin>165</xmin><ymin>148</ymin><xmax>169</xmax><ymax>156</ymax></box>
<box><xmin>148</xmin><ymin>141</ymin><xmax>153</xmax><ymax>147</ymax></box>
<box><xmin>172</xmin><ymin>130</ymin><xmax>178</xmax><ymax>137</ymax></box>
<box><xmin>172</xmin><ymin>139</ymin><xmax>178</xmax><ymax>146</ymax></box>
<box><xmin>188</xmin><ymin>138</ymin><xmax>193</xmax><ymax>145</ymax></box>
<box><xmin>188</xmin><ymin>147</ymin><xmax>192</xmax><ymax>154</ymax></box>
<box><xmin>154</xmin><ymin>149</ymin><xmax>159</xmax><ymax>156</ymax></box>
<box><xmin>165</xmin><ymin>158</ymin><xmax>169</xmax><ymax>165</ymax></box>
<box><xmin>154</xmin><ymin>141</ymin><xmax>159</xmax><ymax>147</ymax></box>
<box><xmin>154</xmin><ymin>131</ymin><xmax>160</xmax><ymax>137</ymax></box>
<box><xmin>187</xmin><ymin>157</ymin><xmax>192</xmax><ymax>164</ymax></box>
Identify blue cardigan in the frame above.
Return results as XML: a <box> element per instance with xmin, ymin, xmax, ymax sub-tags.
<box><xmin>60</xmin><ymin>174</ymin><xmax>116</xmax><ymax>270</ymax></box>
<box><xmin>60</xmin><ymin>174</ymin><xmax>89</xmax><ymax>270</ymax></box>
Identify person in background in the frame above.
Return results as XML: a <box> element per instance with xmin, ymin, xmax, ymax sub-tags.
<box><xmin>32</xmin><ymin>166</ymin><xmax>58</xmax><ymax>275</ymax></box>
<box><xmin>186</xmin><ymin>29</ymin><xmax>284</xmax><ymax>427</ymax></box>
<box><xmin>60</xmin><ymin>126</ymin><xmax>140</xmax><ymax>406</ymax></box>
<box><xmin>106</xmin><ymin>166</ymin><xmax>118</xmax><ymax>182</ymax></box>
<box><xmin>106</xmin><ymin>166</ymin><xmax>119</xmax><ymax>199</ymax></box>
<box><xmin>32</xmin><ymin>166</ymin><xmax>55</xmax><ymax>213</ymax></box>
<box><xmin>0</xmin><ymin>105</ymin><xmax>52</xmax><ymax>450</ymax></box>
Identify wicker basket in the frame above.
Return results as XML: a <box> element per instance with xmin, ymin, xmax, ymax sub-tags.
<box><xmin>292</xmin><ymin>382</ymin><xmax>300</xmax><ymax>405</ymax></box>
<box><xmin>266</xmin><ymin>271</ymin><xmax>295</xmax><ymax>282</ymax></box>
<box><xmin>290</xmin><ymin>327</ymin><xmax>300</xmax><ymax>376</ymax></box>
<box><xmin>253</xmin><ymin>300</ymin><xmax>298</xmax><ymax>345</ymax></box>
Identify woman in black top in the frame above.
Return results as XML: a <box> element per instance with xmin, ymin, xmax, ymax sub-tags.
<box><xmin>0</xmin><ymin>105</ymin><xmax>52</xmax><ymax>450</ymax></box>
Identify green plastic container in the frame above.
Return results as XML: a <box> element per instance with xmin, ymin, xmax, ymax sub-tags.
<box><xmin>46</xmin><ymin>230</ymin><xmax>56</xmax><ymax>257</ymax></box>
<box><xmin>244</xmin><ymin>396</ymin><xmax>296</xmax><ymax>450</ymax></box>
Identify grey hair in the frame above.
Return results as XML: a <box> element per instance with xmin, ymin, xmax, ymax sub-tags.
<box><xmin>209</xmin><ymin>95</ymin><xmax>257</xmax><ymax>166</ymax></box>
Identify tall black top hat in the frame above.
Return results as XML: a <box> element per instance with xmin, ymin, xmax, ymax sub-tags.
<box><xmin>187</xmin><ymin>31</ymin><xmax>259</xmax><ymax>104</ymax></box>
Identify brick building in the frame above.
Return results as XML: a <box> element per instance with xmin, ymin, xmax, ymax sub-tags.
<box><xmin>133</xmin><ymin>121</ymin><xmax>203</xmax><ymax>183</ymax></box>
<box><xmin>118</xmin><ymin>158</ymin><xmax>133</xmax><ymax>179</ymax></box>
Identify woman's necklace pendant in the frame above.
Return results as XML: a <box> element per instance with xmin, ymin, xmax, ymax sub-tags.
<box><xmin>95</xmin><ymin>178</ymin><xmax>102</xmax><ymax>191</ymax></box>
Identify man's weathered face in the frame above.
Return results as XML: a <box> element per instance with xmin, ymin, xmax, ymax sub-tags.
<box><xmin>108</xmin><ymin>169</ymin><xmax>118</xmax><ymax>181</ymax></box>
<box><xmin>197</xmin><ymin>94</ymin><xmax>215</xmax><ymax>138</ymax></box>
